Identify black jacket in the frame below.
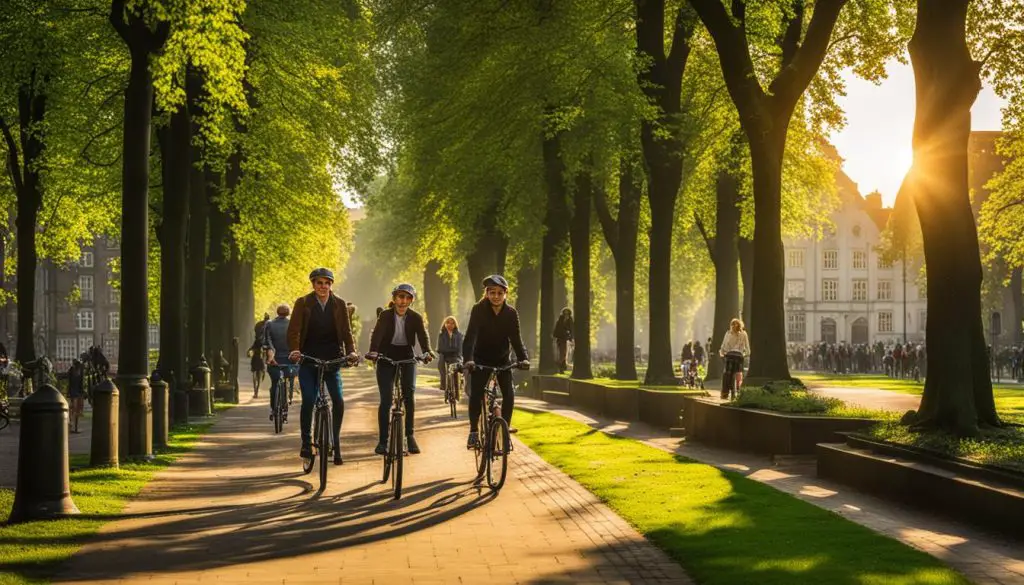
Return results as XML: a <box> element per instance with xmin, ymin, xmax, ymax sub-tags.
<box><xmin>369</xmin><ymin>308</ymin><xmax>432</xmax><ymax>357</ymax></box>
<box><xmin>553</xmin><ymin>315</ymin><xmax>574</xmax><ymax>341</ymax></box>
<box><xmin>462</xmin><ymin>299</ymin><xmax>529</xmax><ymax>366</ymax></box>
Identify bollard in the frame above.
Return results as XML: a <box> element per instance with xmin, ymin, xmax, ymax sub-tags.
<box><xmin>90</xmin><ymin>379</ymin><xmax>119</xmax><ymax>467</ymax></box>
<box><xmin>172</xmin><ymin>387</ymin><xmax>190</xmax><ymax>425</ymax></box>
<box><xmin>188</xmin><ymin>357</ymin><xmax>212</xmax><ymax>417</ymax></box>
<box><xmin>116</xmin><ymin>374</ymin><xmax>153</xmax><ymax>460</ymax></box>
<box><xmin>150</xmin><ymin>377</ymin><xmax>169</xmax><ymax>449</ymax></box>
<box><xmin>9</xmin><ymin>384</ymin><xmax>80</xmax><ymax>523</ymax></box>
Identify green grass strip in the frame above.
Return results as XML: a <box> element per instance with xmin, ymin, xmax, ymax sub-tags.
<box><xmin>0</xmin><ymin>415</ymin><xmax>223</xmax><ymax>585</ymax></box>
<box><xmin>515</xmin><ymin>409</ymin><xmax>967</xmax><ymax>585</ymax></box>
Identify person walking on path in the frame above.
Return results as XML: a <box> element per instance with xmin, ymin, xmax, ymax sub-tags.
<box><xmin>719</xmin><ymin>318</ymin><xmax>750</xmax><ymax>399</ymax></box>
<box><xmin>437</xmin><ymin>316</ymin><xmax>463</xmax><ymax>395</ymax></box>
<box><xmin>463</xmin><ymin>274</ymin><xmax>530</xmax><ymax>448</ymax></box>
<box><xmin>286</xmin><ymin>267</ymin><xmax>359</xmax><ymax>464</ymax></box>
<box><xmin>68</xmin><ymin>359</ymin><xmax>86</xmax><ymax>433</ymax></box>
<box><xmin>553</xmin><ymin>308</ymin><xmax>574</xmax><ymax>374</ymax></box>
<box><xmin>366</xmin><ymin>283</ymin><xmax>434</xmax><ymax>456</ymax></box>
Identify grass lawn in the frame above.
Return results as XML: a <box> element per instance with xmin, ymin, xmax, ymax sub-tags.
<box><xmin>797</xmin><ymin>372</ymin><xmax>1024</xmax><ymax>423</ymax></box>
<box><xmin>731</xmin><ymin>387</ymin><xmax>893</xmax><ymax>420</ymax></box>
<box><xmin>549</xmin><ymin>373</ymin><xmax>701</xmax><ymax>392</ymax></box>
<box><xmin>516</xmin><ymin>409</ymin><xmax>967</xmax><ymax>585</ymax></box>
<box><xmin>0</xmin><ymin>420</ymin><xmax>216</xmax><ymax>585</ymax></box>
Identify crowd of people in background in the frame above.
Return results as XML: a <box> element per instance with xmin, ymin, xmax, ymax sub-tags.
<box><xmin>787</xmin><ymin>341</ymin><xmax>928</xmax><ymax>379</ymax></box>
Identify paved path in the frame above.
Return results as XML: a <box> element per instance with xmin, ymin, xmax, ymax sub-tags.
<box><xmin>55</xmin><ymin>369</ymin><xmax>692</xmax><ymax>585</ymax></box>
<box><xmin>516</xmin><ymin>397</ymin><xmax>1024</xmax><ymax>585</ymax></box>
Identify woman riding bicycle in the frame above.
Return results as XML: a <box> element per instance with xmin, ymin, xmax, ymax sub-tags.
<box><xmin>437</xmin><ymin>316</ymin><xmax>463</xmax><ymax>398</ymax></box>
<box><xmin>719</xmin><ymin>318</ymin><xmax>750</xmax><ymax>399</ymax></box>
<box><xmin>462</xmin><ymin>275</ymin><xmax>530</xmax><ymax>449</ymax></box>
<box><xmin>366</xmin><ymin>283</ymin><xmax>434</xmax><ymax>456</ymax></box>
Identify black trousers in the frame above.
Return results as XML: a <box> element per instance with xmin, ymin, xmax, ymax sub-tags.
<box><xmin>469</xmin><ymin>368</ymin><xmax>515</xmax><ymax>432</ymax></box>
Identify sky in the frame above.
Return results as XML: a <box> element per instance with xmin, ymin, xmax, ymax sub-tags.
<box><xmin>828</xmin><ymin>58</ymin><xmax>1006</xmax><ymax>208</ymax></box>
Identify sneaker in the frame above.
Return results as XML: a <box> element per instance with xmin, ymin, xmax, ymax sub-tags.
<box><xmin>407</xmin><ymin>435</ymin><xmax>420</xmax><ymax>454</ymax></box>
<box><xmin>374</xmin><ymin>442</ymin><xmax>388</xmax><ymax>455</ymax></box>
<box><xmin>300</xmin><ymin>445</ymin><xmax>312</xmax><ymax>459</ymax></box>
<box><xmin>508</xmin><ymin>426</ymin><xmax>519</xmax><ymax>434</ymax></box>
<box><xmin>466</xmin><ymin>431</ymin><xmax>479</xmax><ymax>450</ymax></box>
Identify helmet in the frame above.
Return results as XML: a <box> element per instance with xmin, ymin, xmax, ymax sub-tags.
<box><xmin>309</xmin><ymin>267</ymin><xmax>334</xmax><ymax>283</ymax></box>
<box><xmin>392</xmin><ymin>283</ymin><xmax>416</xmax><ymax>298</ymax></box>
<box><xmin>481</xmin><ymin>274</ymin><xmax>509</xmax><ymax>290</ymax></box>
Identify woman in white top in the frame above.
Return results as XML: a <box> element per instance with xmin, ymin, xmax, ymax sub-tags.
<box><xmin>719</xmin><ymin>318</ymin><xmax>750</xmax><ymax>399</ymax></box>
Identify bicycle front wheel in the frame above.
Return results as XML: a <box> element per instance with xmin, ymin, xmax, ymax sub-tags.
<box><xmin>318</xmin><ymin>408</ymin><xmax>330</xmax><ymax>491</ymax></box>
<box><xmin>486</xmin><ymin>417</ymin><xmax>510</xmax><ymax>491</ymax></box>
<box><xmin>474</xmin><ymin>410</ymin><xmax>488</xmax><ymax>480</ymax></box>
<box><xmin>274</xmin><ymin>383</ymin><xmax>284</xmax><ymax>434</ymax></box>
<box><xmin>390</xmin><ymin>413</ymin><xmax>404</xmax><ymax>500</ymax></box>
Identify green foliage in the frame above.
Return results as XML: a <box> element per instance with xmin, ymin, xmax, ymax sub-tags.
<box><xmin>864</xmin><ymin>421</ymin><xmax>1024</xmax><ymax>474</ymax></box>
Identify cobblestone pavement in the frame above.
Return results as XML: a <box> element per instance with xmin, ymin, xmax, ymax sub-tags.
<box><xmin>53</xmin><ymin>369</ymin><xmax>692</xmax><ymax>585</ymax></box>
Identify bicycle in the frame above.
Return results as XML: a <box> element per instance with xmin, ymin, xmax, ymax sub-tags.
<box><xmin>268</xmin><ymin>363</ymin><xmax>294</xmax><ymax>434</ymax></box>
<box><xmin>370</xmin><ymin>353</ymin><xmax>430</xmax><ymax>500</ymax></box>
<box><xmin>467</xmin><ymin>361</ymin><xmax>528</xmax><ymax>492</ymax></box>
<box><xmin>680</xmin><ymin>359</ymin><xmax>705</xmax><ymax>390</ymax></box>
<box><xmin>298</xmin><ymin>354</ymin><xmax>354</xmax><ymax>492</ymax></box>
<box><xmin>444</xmin><ymin>361</ymin><xmax>463</xmax><ymax>419</ymax></box>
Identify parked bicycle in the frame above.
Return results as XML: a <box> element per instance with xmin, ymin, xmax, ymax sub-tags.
<box><xmin>466</xmin><ymin>361</ymin><xmax>528</xmax><ymax>492</ymax></box>
<box><xmin>444</xmin><ymin>361</ymin><xmax>463</xmax><ymax>419</ymax></box>
<box><xmin>297</xmin><ymin>354</ymin><xmax>355</xmax><ymax>492</ymax></box>
<box><xmin>370</xmin><ymin>353</ymin><xmax>430</xmax><ymax>500</ymax></box>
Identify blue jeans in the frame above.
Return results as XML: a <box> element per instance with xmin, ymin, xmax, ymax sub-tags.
<box><xmin>268</xmin><ymin>363</ymin><xmax>296</xmax><ymax>412</ymax></box>
<box><xmin>376</xmin><ymin>360</ymin><xmax>416</xmax><ymax>443</ymax></box>
<box><xmin>299</xmin><ymin>363</ymin><xmax>344</xmax><ymax>451</ymax></box>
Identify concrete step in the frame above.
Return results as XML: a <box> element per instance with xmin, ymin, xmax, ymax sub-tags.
<box><xmin>542</xmin><ymin>390</ymin><xmax>571</xmax><ymax>406</ymax></box>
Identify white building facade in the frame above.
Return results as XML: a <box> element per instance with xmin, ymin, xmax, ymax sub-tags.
<box><xmin>783</xmin><ymin>191</ymin><xmax>927</xmax><ymax>346</ymax></box>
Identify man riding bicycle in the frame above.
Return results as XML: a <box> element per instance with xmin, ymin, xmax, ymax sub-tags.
<box><xmin>287</xmin><ymin>268</ymin><xmax>359</xmax><ymax>465</ymax></box>
<box><xmin>366</xmin><ymin>283</ymin><xmax>434</xmax><ymax>456</ymax></box>
<box><xmin>462</xmin><ymin>274</ymin><xmax>530</xmax><ymax>449</ymax></box>
<box><xmin>263</xmin><ymin>304</ymin><xmax>296</xmax><ymax>422</ymax></box>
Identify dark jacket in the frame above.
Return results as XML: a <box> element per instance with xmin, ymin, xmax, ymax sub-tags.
<box><xmin>287</xmin><ymin>292</ymin><xmax>356</xmax><ymax>355</ymax></box>
<box><xmin>369</xmin><ymin>307</ymin><xmax>432</xmax><ymax>357</ymax></box>
<box><xmin>462</xmin><ymin>298</ymin><xmax>529</xmax><ymax>366</ymax></box>
<box><xmin>437</xmin><ymin>329</ymin><xmax>464</xmax><ymax>358</ymax></box>
<box><xmin>553</xmin><ymin>315</ymin><xmax>574</xmax><ymax>341</ymax></box>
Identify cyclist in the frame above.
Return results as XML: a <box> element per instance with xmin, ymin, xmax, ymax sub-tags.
<box><xmin>286</xmin><ymin>268</ymin><xmax>359</xmax><ymax>465</ymax></box>
<box><xmin>263</xmin><ymin>303</ymin><xmax>295</xmax><ymax>422</ymax></box>
<box><xmin>366</xmin><ymin>283</ymin><xmax>434</xmax><ymax>456</ymax></box>
<box><xmin>462</xmin><ymin>274</ymin><xmax>530</xmax><ymax>449</ymax></box>
<box><xmin>719</xmin><ymin>318</ymin><xmax>750</xmax><ymax>398</ymax></box>
<box><xmin>437</xmin><ymin>316</ymin><xmax>463</xmax><ymax>398</ymax></box>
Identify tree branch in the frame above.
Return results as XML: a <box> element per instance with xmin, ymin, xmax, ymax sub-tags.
<box><xmin>80</xmin><ymin>121</ymin><xmax>122</xmax><ymax>167</ymax></box>
<box><xmin>778</xmin><ymin>0</ymin><xmax>804</xmax><ymax>69</ymax></box>
<box><xmin>769</xmin><ymin>0</ymin><xmax>847</xmax><ymax>109</ymax></box>
<box><xmin>688</xmin><ymin>0</ymin><xmax>766</xmax><ymax>117</ymax></box>
<box><xmin>108</xmin><ymin>0</ymin><xmax>130</xmax><ymax>41</ymax></box>
<box><xmin>666</xmin><ymin>4</ymin><xmax>698</xmax><ymax>75</ymax></box>
<box><xmin>593</xmin><ymin>183</ymin><xmax>618</xmax><ymax>252</ymax></box>
<box><xmin>694</xmin><ymin>211</ymin><xmax>713</xmax><ymax>252</ymax></box>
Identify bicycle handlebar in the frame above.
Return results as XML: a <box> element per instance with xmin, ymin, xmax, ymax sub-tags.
<box><xmin>367</xmin><ymin>353</ymin><xmax>432</xmax><ymax>366</ymax></box>
<box><xmin>466</xmin><ymin>361</ymin><xmax>529</xmax><ymax>373</ymax></box>
<box><xmin>297</xmin><ymin>354</ymin><xmax>358</xmax><ymax>368</ymax></box>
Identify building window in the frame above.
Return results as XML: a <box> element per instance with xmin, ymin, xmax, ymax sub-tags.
<box><xmin>75</xmin><ymin>309</ymin><xmax>94</xmax><ymax>331</ymax></box>
<box><xmin>109</xmin><ymin>286</ymin><xmax>120</xmax><ymax>304</ymax></box>
<box><xmin>822</xmin><ymin>279</ymin><xmax>838</xmax><ymax>301</ymax></box>
<box><xmin>78</xmin><ymin>334</ymin><xmax>94</xmax><ymax>353</ymax></box>
<box><xmin>877</xmin><ymin>280</ymin><xmax>893</xmax><ymax>301</ymax></box>
<box><xmin>80</xmin><ymin>250</ymin><xmax>95</xmax><ymax>268</ymax></box>
<box><xmin>787</xmin><ymin>312</ymin><xmax>806</xmax><ymax>342</ymax></box>
<box><xmin>78</xmin><ymin>275</ymin><xmax>94</xmax><ymax>302</ymax></box>
<box><xmin>787</xmin><ymin>280</ymin><xmax>805</xmax><ymax>299</ymax></box>
<box><xmin>823</xmin><ymin>250</ymin><xmax>839</xmax><ymax>270</ymax></box>
<box><xmin>109</xmin><ymin>311</ymin><xmax>120</xmax><ymax>332</ymax></box>
<box><xmin>852</xmin><ymin>225</ymin><xmax>862</xmax><ymax>238</ymax></box>
<box><xmin>57</xmin><ymin>337</ymin><xmax>77</xmax><ymax>361</ymax></box>
<box><xmin>787</xmin><ymin>249</ymin><xmax>804</xmax><ymax>269</ymax></box>
<box><xmin>879</xmin><ymin>311</ymin><xmax>894</xmax><ymax>333</ymax></box>
<box><xmin>102</xmin><ymin>336</ymin><xmax>118</xmax><ymax>363</ymax></box>
<box><xmin>852</xmin><ymin>279</ymin><xmax>868</xmax><ymax>301</ymax></box>
<box><xmin>877</xmin><ymin>255</ymin><xmax>893</xmax><ymax>269</ymax></box>
<box><xmin>919</xmin><ymin>310</ymin><xmax>927</xmax><ymax>332</ymax></box>
<box><xmin>149</xmin><ymin>324</ymin><xmax>160</xmax><ymax>347</ymax></box>
<box><xmin>852</xmin><ymin>251</ymin><xmax>867</xmax><ymax>270</ymax></box>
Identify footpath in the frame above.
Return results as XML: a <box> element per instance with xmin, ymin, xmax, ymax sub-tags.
<box><xmin>48</xmin><ymin>369</ymin><xmax>692</xmax><ymax>585</ymax></box>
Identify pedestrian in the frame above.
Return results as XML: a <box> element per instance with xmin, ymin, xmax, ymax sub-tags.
<box><xmin>68</xmin><ymin>359</ymin><xmax>86</xmax><ymax>433</ymax></box>
<box><xmin>437</xmin><ymin>316</ymin><xmax>464</xmax><ymax>396</ymax></box>
<box><xmin>553</xmin><ymin>308</ymin><xmax>573</xmax><ymax>373</ymax></box>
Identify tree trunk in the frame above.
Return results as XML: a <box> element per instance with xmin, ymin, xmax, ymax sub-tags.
<box><xmin>156</xmin><ymin>106</ymin><xmax>190</xmax><ymax>391</ymax></box>
<box><xmin>644</xmin><ymin>168</ymin><xmax>681</xmax><ymax>384</ymax></box>
<box><xmin>423</xmin><ymin>259</ymin><xmax>450</xmax><ymax>335</ymax></box>
<box><xmin>539</xmin><ymin>131</ymin><xmax>569</xmax><ymax>374</ymax></box>
<box><xmin>465</xmin><ymin>212</ymin><xmax>508</xmax><ymax>291</ymax></box>
<box><xmin>1011</xmin><ymin>267</ymin><xmax>1023</xmax><ymax>346</ymax></box>
<box><xmin>745</xmin><ymin>137</ymin><xmax>792</xmax><ymax>381</ymax></box>
<box><xmin>908</xmin><ymin>0</ymin><xmax>998</xmax><ymax>435</ymax></box>
<box><xmin>186</xmin><ymin>70</ymin><xmax>208</xmax><ymax>366</ymax></box>
<box><xmin>9</xmin><ymin>78</ymin><xmax>46</xmax><ymax>365</ymax></box>
<box><xmin>515</xmin><ymin>263</ymin><xmax>540</xmax><ymax>358</ymax></box>
<box><xmin>707</xmin><ymin>165</ymin><xmax>741</xmax><ymax>383</ymax></box>
<box><xmin>569</xmin><ymin>172</ymin><xmax>592</xmax><ymax>379</ymax></box>
<box><xmin>206</xmin><ymin>170</ymin><xmax>230</xmax><ymax>361</ymax></box>
<box><xmin>738</xmin><ymin>234</ymin><xmax>753</xmax><ymax>325</ymax></box>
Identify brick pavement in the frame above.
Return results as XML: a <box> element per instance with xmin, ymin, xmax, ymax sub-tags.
<box><xmin>54</xmin><ymin>369</ymin><xmax>693</xmax><ymax>585</ymax></box>
<box><xmin>517</xmin><ymin>397</ymin><xmax>1024</xmax><ymax>585</ymax></box>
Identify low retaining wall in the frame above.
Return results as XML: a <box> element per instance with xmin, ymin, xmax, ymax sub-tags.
<box><xmin>818</xmin><ymin>438</ymin><xmax>1024</xmax><ymax>538</ymax></box>
<box><xmin>529</xmin><ymin>375</ymin><xmax>688</xmax><ymax>429</ymax></box>
<box><xmin>680</xmin><ymin>397</ymin><xmax>875</xmax><ymax>455</ymax></box>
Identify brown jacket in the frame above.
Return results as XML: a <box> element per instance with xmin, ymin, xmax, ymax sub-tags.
<box><xmin>287</xmin><ymin>292</ymin><xmax>356</xmax><ymax>356</ymax></box>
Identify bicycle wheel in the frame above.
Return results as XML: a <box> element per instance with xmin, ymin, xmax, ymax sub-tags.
<box><xmin>390</xmin><ymin>413</ymin><xmax>404</xmax><ymax>499</ymax></box>
<box><xmin>0</xmin><ymin>412</ymin><xmax>8</xmax><ymax>432</ymax></box>
<box><xmin>303</xmin><ymin>412</ymin><xmax>317</xmax><ymax>474</ymax></box>
<box><xmin>474</xmin><ymin>410</ymin><xmax>488</xmax><ymax>479</ymax></box>
<box><xmin>486</xmin><ymin>416</ymin><xmax>510</xmax><ymax>491</ymax></box>
<box><xmin>448</xmin><ymin>383</ymin><xmax>457</xmax><ymax>419</ymax></box>
<box><xmin>318</xmin><ymin>408</ymin><xmax>330</xmax><ymax>491</ymax></box>
<box><xmin>274</xmin><ymin>383</ymin><xmax>284</xmax><ymax>434</ymax></box>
